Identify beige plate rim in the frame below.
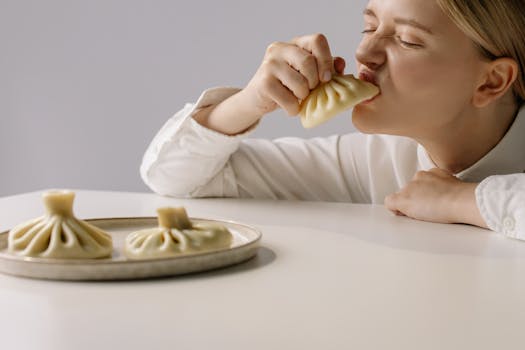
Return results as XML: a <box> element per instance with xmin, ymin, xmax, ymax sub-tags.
<box><xmin>0</xmin><ymin>216</ymin><xmax>262</xmax><ymax>280</ymax></box>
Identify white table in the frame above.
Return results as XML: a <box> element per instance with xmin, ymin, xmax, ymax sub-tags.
<box><xmin>1</xmin><ymin>190</ymin><xmax>525</xmax><ymax>350</ymax></box>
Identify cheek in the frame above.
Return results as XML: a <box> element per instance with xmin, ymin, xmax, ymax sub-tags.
<box><xmin>353</xmin><ymin>55</ymin><xmax>475</xmax><ymax>135</ymax></box>
<box><xmin>389</xmin><ymin>54</ymin><xmax>473</xmax><ymax>107</ymax></box>
<box><xmin>390</xmin><ymin>56</ymin><xmax>443</xmax><ymax>96</ymax></box>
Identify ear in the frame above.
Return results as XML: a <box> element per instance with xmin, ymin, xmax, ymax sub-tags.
<box><xmin>472</xmin><ymin>57</ymin><xmax>518</xmax><ymax>108</ymax></box>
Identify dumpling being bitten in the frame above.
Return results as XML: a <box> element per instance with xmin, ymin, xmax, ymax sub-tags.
<box><xmin>8</xmin><ymin>190</ymin><xmax>113</xmax><ymax>259</ymax></box>
<box><xmin>299</xmin><ymin>74</ymin><xmax>380</xmax><ymax>128</ymax></box>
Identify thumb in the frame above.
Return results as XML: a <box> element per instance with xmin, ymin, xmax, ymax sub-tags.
<box><xmin>333</xmin><ymin>56</ymin><xmax>346</xmax><ymax>74</ymax></box>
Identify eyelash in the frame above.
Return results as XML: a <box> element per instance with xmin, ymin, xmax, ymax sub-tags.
<box><xmin>361</xmin><ymin>29</ymin><xmax>423</xmax><ymax>49</ymax></box>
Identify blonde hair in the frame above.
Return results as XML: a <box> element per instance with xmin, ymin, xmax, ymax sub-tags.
<box><xmin>436</xmin><ymin>0</ymin><xmax>525</xmax><ymax>104</ymax></box>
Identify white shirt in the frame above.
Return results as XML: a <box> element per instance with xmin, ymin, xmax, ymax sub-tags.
<box><xmin>141</xmin><ymin>87</ymin><xmax>525</xmax><ymax>240</ymax></box>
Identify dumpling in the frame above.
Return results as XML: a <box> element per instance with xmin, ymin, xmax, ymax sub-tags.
<box><xmin>8</xmin><ymin>190</ymin><xmax>113</xmax><ymax>259</ymax></box>
<box><xmin>182</xmin><ymin>221</ymin><xmax>233</xmax><ymax>252</ymax></box>
<box><xmin>124</xmin><ymin>207</ymin><xmax>190</xmax><ymax>259</ymax></box>
<box><xmin>124</xmin><ymin>207</ymin><xmax>233</xmax><ymax>260</ymax></box>
<box><xmin>299</xmin><ymin>74</ymin><xmax>380</xmax><ymax>128</ymax></box>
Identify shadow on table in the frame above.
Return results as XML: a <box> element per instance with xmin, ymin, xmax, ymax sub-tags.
<box><xmin>181</xmin><ymin>246</ymin><xmax>276</xmax><ymax>279</ymax></box>
<box><xmin>105</xmin><ymin>246</ymin><xmax>277</xmax><ymax>283</ymax></box>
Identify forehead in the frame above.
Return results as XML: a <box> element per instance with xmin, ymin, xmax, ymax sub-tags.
<box><xmin>366</xmin><ymin>0</ymin><xmax>448</xmax><ymax>31</ymax></box>
<box><xmin>365</xmin><ymin>0</ymin><xmax>480</xmax><ymax>59</ymax></box>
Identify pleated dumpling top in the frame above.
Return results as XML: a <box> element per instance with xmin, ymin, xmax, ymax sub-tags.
<box><xmin>124</xmin><ymin>207</ymin><xmax>233</xmax><ymax>260</ymax></box>
<box><xmin>8</xmin><ymin>191</ymin><xmax>113</xmax><ymax>259</ymax></box>
<box><xmin>299</xmin><ymin>74</ymin><xmax>380</xmax><ymax>128</ymax></box>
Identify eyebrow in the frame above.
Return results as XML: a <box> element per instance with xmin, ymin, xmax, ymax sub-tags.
<box><xmin>363</xmin><ymin>8</ymin><xmax>434</xmax><ymax>35</ymax></box>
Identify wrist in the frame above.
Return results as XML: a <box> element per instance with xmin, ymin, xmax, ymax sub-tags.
<box><xmin>450</xmin><ymin>182</ymin><xmax>488</xmax><ymax>228</ymax></box>
<box><xmin>233</xmin><ymin>89</ymin><xmax>267</xmax><ymax>121</ymax></box>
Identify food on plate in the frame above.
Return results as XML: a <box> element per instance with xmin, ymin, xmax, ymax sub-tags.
<box><xmin>7</xmin><ymin>190</ymin><xmax>113</xmax><ymax>258</ymax></box>
<box><xmin>124</xmin><ymin>206</ymin><xmax>232</xmax><ymax>259</ymax></box>
<box><xmin>299</xmin><ymin>74</ymin><xmax>379</xmax><ymax>128</ymax></box>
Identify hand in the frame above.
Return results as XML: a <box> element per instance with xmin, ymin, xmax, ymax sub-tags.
<box><xmin>193</xmin><ymin>33</ymin><xmax>345</xmax><ymax>136</ymax></box>
<box><xmin>242</xmin><ymin>33</ymin><xmax>346</xmax><ymax>118</ymax></box>
<box><xmin>384</xmin><ymin>168</ymin><xmax>487</xmax><ymax>228</ymax></box>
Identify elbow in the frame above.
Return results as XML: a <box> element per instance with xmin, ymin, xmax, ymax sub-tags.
<box><xmin>140</xmin><ymin>162</ymin><xmax>195</xmax><ymax>198</ymax></box>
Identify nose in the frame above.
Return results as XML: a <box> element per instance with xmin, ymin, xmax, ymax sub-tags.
<box><xmin>355</xmin><ymin>34</ymin><xmax>387</xmax><ymax>71</ymax></box>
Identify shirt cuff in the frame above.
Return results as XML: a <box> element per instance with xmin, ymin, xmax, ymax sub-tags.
<box><xmin>475</xmin><ymin>175</ymin><xmax>523</xmax><ymax>240</ymax></box>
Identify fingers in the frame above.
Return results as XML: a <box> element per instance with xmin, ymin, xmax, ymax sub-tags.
<box><xmin>263</xmin><ymin>76</ymin><xmax>301</xmax><ymax>116</ymax></box>
<box><xmin>272</xmin><ymin>60</ymin><xmax>310</xmax><ymax>100</ymax></box>
<box><xmin>257</xmin><ymin>34</ymin><xmax>341</xmax><ymax>116</ymax></box>
<box><xmin>258</xmin><ymin>54</ymin><xmax>310</xmax><ymax>115</ymax></box>
<box><xmin>292</xmin><ymin>33</ymin><xmax>334</xmax><ymax>83</ymax></box>
<box><xmin>267</xmin><ymin>42</ymin><xmax>319</xmax><ymax>90</ymax></box>
<box><xmin>384</xmin><ymin>192</ymin><xmax>407</xmax><ymax>216</ymax></box>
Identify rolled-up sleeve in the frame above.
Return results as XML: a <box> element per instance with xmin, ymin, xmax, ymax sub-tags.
<box><xmin>475</xmin><ymin>173</ymin><xmax>525</xmax><ymax>240</ymax></box>
<box><xmin>140</xmin><ymin>87</ymin><xmax>250</xmax><ymax>197</ymax></box>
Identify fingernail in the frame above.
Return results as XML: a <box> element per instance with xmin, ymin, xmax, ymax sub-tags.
<box><xmin>323</xmin><ymin>71</ymin><xmax>332</xmax><ymax>82</ymax></box>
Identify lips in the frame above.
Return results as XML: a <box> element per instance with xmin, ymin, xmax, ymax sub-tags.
<box><xmin>358</xmin><ymin>70</ymin><xmax>379</xmax><ymax>87</ymax></box>
<box><xmin>355</xmin><ymin>70</ymin><xmax>381</xmax><ymax>106</ymax></box>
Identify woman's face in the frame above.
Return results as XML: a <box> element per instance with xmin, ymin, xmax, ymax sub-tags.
<box><xmin>353</xmin><ymin>0</ymin><xmax>486</xmax><ymax>138</ymax></box>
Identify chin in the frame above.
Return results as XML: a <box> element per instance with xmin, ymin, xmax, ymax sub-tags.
<box><xmin>351</xmin><ymin>106</ymin><xmax>384</xmax><ymax>134</ymax></box>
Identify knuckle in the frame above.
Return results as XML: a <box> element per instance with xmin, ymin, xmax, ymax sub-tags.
<box><xmin>413</xmin><ymin>170</ymin><xmax>426</xmax><ymax>180</ymax></box>
<box><xmin>301</xmin><ymin>54</ymin><xmax>317</xmax><ymax>69</ymax></box>
<box><xmin>385</xmin><ymin>193</ymin><xmax>402</xmax><ymax>211</ymax></box>
<box><xmin>261</xmin><ymin>57</ymin><xmax>278</xmax><ymax>70</ymax></box>
<box><xmin>312</xmin><ymin>33</ymin><xmax>328</xmax><ymax>46</ymax></box>
<box><xmin>266</xmin><ymin>41</ymin><xmax>283</xmax><ymax>55</ymax></box>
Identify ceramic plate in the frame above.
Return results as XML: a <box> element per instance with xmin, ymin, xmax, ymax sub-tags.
<box><xmin>0</xmin><ymin>217</ymin><xmax>261</xmax><ymax>281</ymax></box>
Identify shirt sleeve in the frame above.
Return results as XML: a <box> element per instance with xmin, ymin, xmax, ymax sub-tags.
<box><xmin>475</xmin><ymin>173</ymin><xmax>525</xmax><ymax>240</ymax></box>
<box><xmin>140</xmin><ymin>87</ymin><xmax>248</xmax><ymax>197</ymax></box>
<box><xmin>140</xmin><ymin>87</ymin><xmax>369</xmax><ymax>201</ymax></box>
<box><xmin>140</xmin><ymin>88</ymin><xmax>420</xmax><ymax>202</ymax></box>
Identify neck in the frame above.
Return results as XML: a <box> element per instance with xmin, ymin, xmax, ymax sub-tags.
<box><xmin>416</xmin><ymin>100</ymin><xmax>518</xmax><ymax>174</ymax></box>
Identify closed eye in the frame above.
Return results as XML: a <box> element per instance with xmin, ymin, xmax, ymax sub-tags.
<box><xmin>396</xmin><ymin>36</ymin><xmax>424</xmax><ymax>48</ymax></box>
<box><xmin>361</xmin><ymin>29</ymin><xmax>424</xmax><ymax>49</ymax></box>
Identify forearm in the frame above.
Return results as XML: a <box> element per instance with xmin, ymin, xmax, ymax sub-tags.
<box><xmin>192</xmin><ymin>90</ymin><xmax>264</xmax><ymax>136</ymax></box>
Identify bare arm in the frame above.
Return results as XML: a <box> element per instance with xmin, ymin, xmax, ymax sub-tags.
<box><xmin>384</xmin><ymin>168</ymin><xmax>487</xmax><ymax>228</ymax></box>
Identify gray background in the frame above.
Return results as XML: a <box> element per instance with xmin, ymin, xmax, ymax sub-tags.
<box><xmin>1</xmin><ymin>0</ymin><xmax>367</xmax><ymax>197</ymax></box>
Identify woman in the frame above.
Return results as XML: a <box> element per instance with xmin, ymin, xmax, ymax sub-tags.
<box><xmin>141</xmin><ymin>0</ymin><xmax>525</xmax><ymax>240</ymax></box>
